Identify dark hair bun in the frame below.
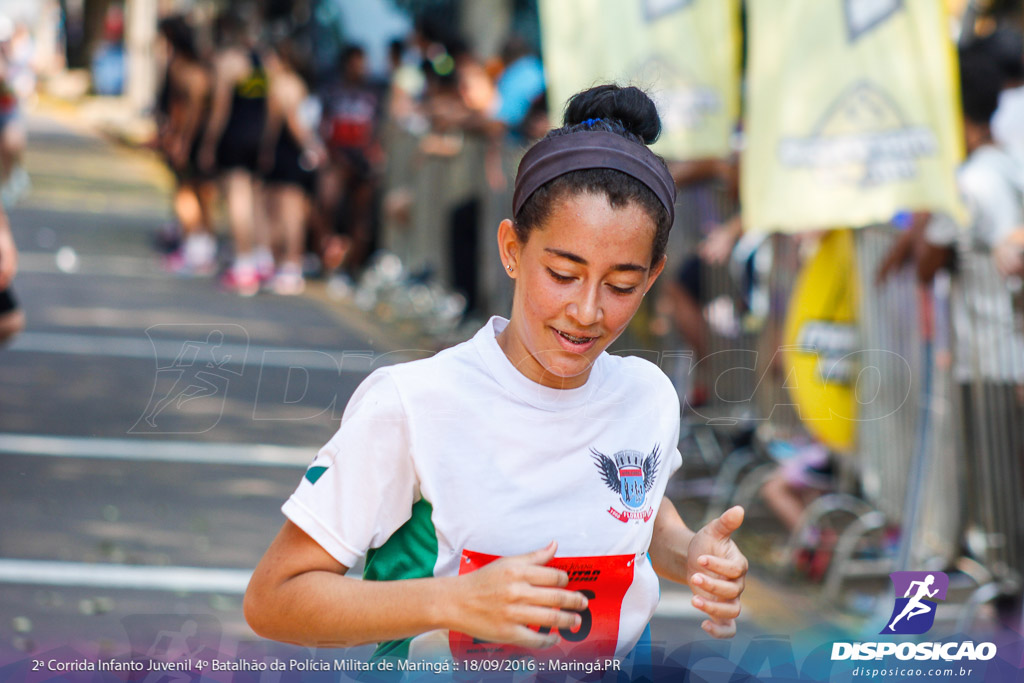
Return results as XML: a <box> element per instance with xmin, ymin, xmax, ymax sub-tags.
<box><xmin>564</xmin><ymin>84</ymin><xmax>661</xmax><ymax>144</ymax></box>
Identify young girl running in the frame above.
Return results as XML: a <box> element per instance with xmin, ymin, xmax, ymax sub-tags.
<box><xmin>245</xmin><ymin>84</ymin><xmax>747</xmax><ymax>668</ymax></box>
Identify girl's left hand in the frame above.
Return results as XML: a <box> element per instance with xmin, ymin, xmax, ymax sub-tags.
<box><xmin>686</xmin><ymin>505</ymin><xmax>747</xmax><ymax>638</ymax></box>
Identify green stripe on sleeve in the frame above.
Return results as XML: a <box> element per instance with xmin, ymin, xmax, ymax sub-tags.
<box><xmin>364</xmin><ymin>498</ymin><xmax>439</xmax><ymax>661</ymax></box>
<box><xmin>304</xmin><ymin>466</ymin><xmax>328</xmax><ymax>484</ymax></box>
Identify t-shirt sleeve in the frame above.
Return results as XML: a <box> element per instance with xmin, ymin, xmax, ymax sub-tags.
<box><xmin>663</xmin><ymin>381</ymin><xmax>683</xmax><ymax>482</ymax></box>
<box><xmin>964</xmin><ymin>167</ymin><xmax>1023</xmax><ymax>246</ymax></box>
<box><xmin>945</xmin><ymin>153</ymin><xmax>1024</xmax><ymax>248</ymax></box>
<box><xmin>282</xmin><ymin>368</ymin><xmax>417</xmax><ymax>568</ymax></box>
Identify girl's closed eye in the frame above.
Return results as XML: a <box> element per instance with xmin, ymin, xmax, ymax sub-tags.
<box><xmin>547</xmin><ymin>268</ymin><xmax>575</xmax><ymax>283</ymax></box>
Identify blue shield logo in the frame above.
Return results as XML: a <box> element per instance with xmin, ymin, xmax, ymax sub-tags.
<box><xmin>881</xmin><ymin>571</ymin><xmax>949</xmax><ymax>635</ymax></box>
<box><xmin>619</xmin><ymin>466</ymin><xmax>646</xmax><ymax>510</ymax></box>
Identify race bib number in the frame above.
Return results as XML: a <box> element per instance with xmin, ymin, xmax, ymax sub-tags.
<box><xmin>448</xmin><ymin>551</ymin><xmax>636</xmax><ymax>661</ymax></box>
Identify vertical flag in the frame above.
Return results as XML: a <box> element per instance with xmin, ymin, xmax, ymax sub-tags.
<box><xmin>538</xmin><ymin>0</ymin><xmax>740</xmax><ymax>160</ymax></box>
<box><xmin>742</xmin><ymin>0</ymin><xmax>965</xmax><ymax>233</ymax></box>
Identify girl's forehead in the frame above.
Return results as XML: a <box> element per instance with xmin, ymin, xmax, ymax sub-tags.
<box><xmin>526</xmin><ymin>194</ymin><xmax>657</xmax><ymax>261</ymax></box>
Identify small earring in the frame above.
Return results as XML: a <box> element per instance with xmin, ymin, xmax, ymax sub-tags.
<box><xmin>506</xmin><ymin>264</ymin><xmax>513</xmax><ymax>272</ymax></box>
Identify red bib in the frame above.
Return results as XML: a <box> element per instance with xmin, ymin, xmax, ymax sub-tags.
<box><xmin>449</xmin><ymin>550</ymin><xmax>636</xmax><ymax>661</ymax></box>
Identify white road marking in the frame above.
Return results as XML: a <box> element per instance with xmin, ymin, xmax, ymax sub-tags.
<box><xmin>0</xmin><ymin>433</ymin><xmax>311</xmax><ymax>468</ymax></box>
<box><xmin>6</xmin><ymin>331</ymin><xmax>382</xmax><ymax>372</ymax></box>
<box><xmin>18</xmin><ymin>252</ymin><xmax>173</xmax><ymax>278</ymax></box>
<box><xmin>0</xmin><ymin>558</ymin><xmax>251</xmax><ymax>593</ymax></box>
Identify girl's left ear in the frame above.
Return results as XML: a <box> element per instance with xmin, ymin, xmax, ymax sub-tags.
<box><xmin>497</xmin><ymin>218</ymin><xmax>519</xmax><ymax>273</ymax></box>
<box><xmin>644</xmin><ymin>254</ymin><xmax>668</xmax><ymax>295</ymax></box>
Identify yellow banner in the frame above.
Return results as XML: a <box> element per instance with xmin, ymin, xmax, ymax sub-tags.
<box><xmin>742</xmin><ymin>0</ymin><xmax>965</xmax><ymax>233</ymax></box>
<box><xmin>538</xmin><ymin>0</ymin><xmax>740</xmax><ymax>160</ymax></box>
<box><xmin>782</xmin><ymin>230</ymin><xmax>859</xmax><ymax>453</ymax></box>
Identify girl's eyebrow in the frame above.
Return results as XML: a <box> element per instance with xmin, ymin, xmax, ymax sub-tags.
<box><xmin>544</xmin><ymin>248</ymin><xmax>646</xmax><ymax>273</ymax></box>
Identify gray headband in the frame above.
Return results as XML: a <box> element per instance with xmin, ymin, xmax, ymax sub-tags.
<box><xmin>512</xmin><ymin>130</ymin><xmax>676</xmax><ymax>226</ymax></box>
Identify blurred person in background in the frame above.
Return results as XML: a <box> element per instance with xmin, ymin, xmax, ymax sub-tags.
<box><xmin>653</xmin><ymin>156</ymin><xmax>742</xmax><ymax>408</ymax></box>
<box><xmin>157</xmin><ymin>15</ymin><xmax>218</xmax><ymax>276</ymax></box>
<box><xmin>478</xmin><ymin>35</ymin><xmax>546</xmax><ymax>192</ymax></box>
<box><xmin>414</xmin><ymin>41</ymin><xmax>498</xmax><ymax>317</ymax></box>
<box><xmin>260</xmin><ymin>35</ymin><xmax>324</xmax><ymax>296</ymax></box>
<box><xmin>199</xmin><ymin>10</ymin><xmax>272</xmax><ymax>297</ymax></box>
<box><xmin>7</xmin><ymin>19</ymin><xmax>35</xmax><ymax>104</ymax></box>
<box><xmin>384</xmin><ymin>36</ymin><xmax>422</xmax><ymax>128</ymax></box>
<box><xmin>0</xmin><ymin>201</ymin><xmax>20</xmax><ymax>345</ymax></box>
<box><xmin>0</xmin><ymin>14</ymin><xmax>29</xmax><ymax>207</ymax></box>
<box><xmin>316</xmin><ymin>44</ymin><xmax>384</xmax><ymax>286</ymax></box>
<box><xmin>969</xmin><ymin>27</ymin><xmax>1024</xmax><ymax>280</ymax></box>
<box><xmin>492</xmin><ymin>35</ymin><xmax>545</xmax><ymax>143</ymax></box>
<box><xmin>920</xmin><ymin>51</ymin><xmax>1024</xmax><ymax>628</ymax></box>
<box><xmin>91</xmin><ymin>3</ymin><xmax>125</xmax><ymax>96</ymax></box>
<box><xmin>968</xmin><ymin>28</ymin><xmax>1024</xmax><ymax>167</ymax></box>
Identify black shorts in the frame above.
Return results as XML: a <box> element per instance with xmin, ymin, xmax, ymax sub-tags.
<box><xmin>264</xmin><ymin>147</ymin><xmax>316</xmax><ymax>195</ymax></box>
<box><xmin>216</xmin><ymin>135</ymin><xmax>261</xmax><ymax>173</ymax></box>
<box><xmin>0</xmin><ymin>286</ymin><xmax>18</xmax><ymax>315</ymax></box>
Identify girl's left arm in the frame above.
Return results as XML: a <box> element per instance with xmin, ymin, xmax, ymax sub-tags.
<box><xmin>649</xmin><ymin>499</ymin><xmax>747</xmax><ymax>638</ymax></box>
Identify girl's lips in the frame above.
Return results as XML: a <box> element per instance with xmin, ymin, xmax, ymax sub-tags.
<box><xmin>552</xmin><ymin>327</ymin><xmax>599</xmax><ymax>353</ymax></box>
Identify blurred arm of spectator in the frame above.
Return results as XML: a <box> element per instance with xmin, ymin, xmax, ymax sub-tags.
<box><xmin>875</xmin><ymin>211</ymin><xmax>931</xmax><ymax>285</ymax></box>
<box><xmin>698</xmin><ymin>214</ymin><xmax>743</xmax><ymax>266</ymax></box>
<box><xmin>994</xmin><ymin>227</ymin><xmax>1024</xmax><ymax>276</ymax></box>
<box><xmin>198</xmin><ymin>51</ymin><xmax>243</xmax><ymax>173</ymax></box>
<box><xmin>0</xmin><ymin>206</ymin><xmax>17</xmax><ymax>290</ymax></box>
<box><xmin>283</xmin><ymin>84</ymin><xmax>325</xmax><ymax>170</ymax></box>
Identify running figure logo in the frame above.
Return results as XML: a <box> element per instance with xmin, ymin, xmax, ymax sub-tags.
<box><xmin>881</xmin><ymin>571</ymin><xmax>949</xmax><ymax>635</ymax></box>
<box><xmin>131</xmin><ymin>324</ymin><xmax>248</xmax><ymax>434</ymax></box>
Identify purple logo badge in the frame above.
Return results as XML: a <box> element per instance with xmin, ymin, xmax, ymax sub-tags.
<box><xmin>881</xmin><ymin>571</ymin><xmax>949</xmax><ymax>635</ymax></box>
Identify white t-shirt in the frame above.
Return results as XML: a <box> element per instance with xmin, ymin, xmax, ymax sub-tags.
<box><xmin>992</xmin><ymin>86</ymin><xmax>1024</xmax><ymax>168</ymax></box>
<box><xmin>283</xmin><ymin>316</ymin><xmax>682</xmax><ymax>660</ymax></box>
<box><xmin>926</xmin><ymin>145</ymin><xmax>1024</xmax><ymax>382</ymax></box>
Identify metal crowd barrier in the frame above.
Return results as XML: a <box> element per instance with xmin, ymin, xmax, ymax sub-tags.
<box><xmin>951</xmin><ymin>246</ymin><xmax>1024</xmax><ymax>623</ymax></box>
<box><xmin>694</xmin><ymin>224</ymin><xmax>1023</xmax><ymax>623</ymax></box>
<box><xmin>378</xmin><ymin>124</ymin><xmax>521</xmax><ymax>326</ymax></box>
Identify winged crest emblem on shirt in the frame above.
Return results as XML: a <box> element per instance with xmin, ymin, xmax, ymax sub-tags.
<box><xmin>591</xmin><ymin>445</ymin><xmax>661</xmax><ymax>522</ymax></box>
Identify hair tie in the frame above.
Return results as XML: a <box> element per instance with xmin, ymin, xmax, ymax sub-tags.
<box><xmin>582</xmin><ymin>118</ymin><xmax>602</xmax><ymax>128</ymax></box>
<box><xmin>512</xmin><ymin>130</ymin><xmax>676</xmax><ymax>225</ymax></box>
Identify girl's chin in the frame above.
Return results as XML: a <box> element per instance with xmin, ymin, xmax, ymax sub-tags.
<box><xmin>541</xmin><ymin>357</ymin><xmax>597</xmax><ymax>384</ymax></box>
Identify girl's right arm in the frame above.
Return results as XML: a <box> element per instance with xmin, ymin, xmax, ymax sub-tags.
<box><xmin>244</xmin><ymin>520</ymin><xmax>588</xmax><ymax>649</ymax></box>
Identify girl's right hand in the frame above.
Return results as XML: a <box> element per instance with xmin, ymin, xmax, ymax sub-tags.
<box><xmin>448</xmin><ymin>541</ymin><xmax>589</xmax><ymax>649</ymax></box>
